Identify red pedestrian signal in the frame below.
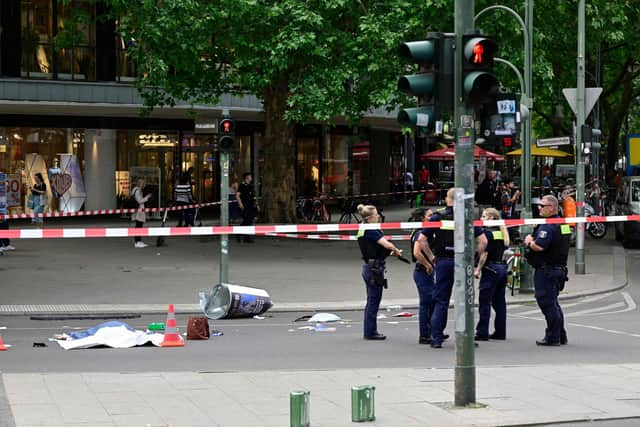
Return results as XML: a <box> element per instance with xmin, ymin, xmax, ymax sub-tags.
<box><xmin>461</xmin><ymin>34</ymin><xmax>498</xmax><ymax>106</ymax></box>
<box><xmin>472</xmin><ymin>42</ymin><xmax>484</xmax><ymax>64</ymax></box>
<box><xmin>218</xmin><ymin>116</ymin><xmax>235</xmax><ymax>152</ymax></box>
<box><xmin>503</xmin><ymin>137</ymin><xmax>513</xmax><ymax>147</ymax></box>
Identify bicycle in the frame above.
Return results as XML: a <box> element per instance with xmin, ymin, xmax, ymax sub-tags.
<box><xmin>504</xmin><ymin>246</ymin><xmax>522</xmax><ymax>296</ymax></box>
<box><xmin>339</xmin><ymin>199</ymin><xmax>360</xmax><ymax>224</ymax></box>
<box><xmin>310</xmin><ymin>195</ymin><xmax>331</xmax><ymax>223</ymax></box>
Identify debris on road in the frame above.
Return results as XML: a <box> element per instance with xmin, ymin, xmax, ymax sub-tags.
<box><xmin>307</xmin><ymin>313</ymin><xmax>341</xmax><ymax>323</ymax></box>
<box><xmin>391</xmin><ymin>312</ymin><xmax>415</xmax><ymax>317</ymax></box>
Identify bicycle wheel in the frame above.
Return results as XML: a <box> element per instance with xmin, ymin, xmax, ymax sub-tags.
<box><xmin>339</xmin><ymin>212</ymin><xmax>349</xmax><ymax>224</ymax></box>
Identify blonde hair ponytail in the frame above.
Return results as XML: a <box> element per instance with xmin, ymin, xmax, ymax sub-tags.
<box><xmin>483</xmin><ymin>207</ymin><xmax>510</xmax><ymax>246</ymax></box>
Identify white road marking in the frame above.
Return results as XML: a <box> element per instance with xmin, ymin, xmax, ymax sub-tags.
<box><xmin>565</xmin><ymin>302</ymin><xmax>625</xmax><ymax>317</ymax></box>
<box><xmin>513</xmin><ymin>293</ymin><xmax>611</xmax><ymax>316</ymax></box>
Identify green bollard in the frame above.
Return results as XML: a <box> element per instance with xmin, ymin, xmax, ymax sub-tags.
<box><xmin>290</xmin><ymin>390</ymin><xmax>310</xmax><ymax>427</ymax></box>
<box><xmin>416</xmin><ymin>193</ymin><xmax>422</xmax><ymax>207</ymax></box>
<box><xmin>351</xmin><ymin>385</ymin><xmax>375</xmax><ymax>422</ymax></box>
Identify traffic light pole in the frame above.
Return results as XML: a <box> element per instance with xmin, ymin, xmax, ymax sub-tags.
<box><xmin>219</xmin><ymin>150</ymin><xmax>229</xmax><ymax>284</ymax></box>
<box><xmin>454</xmin><ymin>0</ymin><xmax>476</xmax><ymax>407</ymax></box>
<box><xmin>575</xmin><ymin>0</ymin><xmax>586</xmax><ymax>275</ymax></box>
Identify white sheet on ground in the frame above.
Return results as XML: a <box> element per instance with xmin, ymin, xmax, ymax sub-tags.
<box><xmin>57</xmin><ymin>321</ymin><xmax>168</xmax><ymax>350</ymax></box>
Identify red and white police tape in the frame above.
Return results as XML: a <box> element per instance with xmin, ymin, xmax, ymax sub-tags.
<box><xmin>1</xmin><ymin>214</ymin><xmax>639</xmax><ymax>239</ymax></box>
<box><xmin>0</xmin><ymin>201</ymin><xmax>220</xmax><ymax>220</ymax></box>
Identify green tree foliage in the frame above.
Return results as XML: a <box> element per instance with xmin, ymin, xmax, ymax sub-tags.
<box><xmin>104</xmin><ymin>0</ymin><xmax>448</xmax><ymax>222</ymax></box>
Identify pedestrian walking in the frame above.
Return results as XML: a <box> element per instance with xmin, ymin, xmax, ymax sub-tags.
<box><xmin>410</xmin><ymin>208</ymin><xmax>435</xmax><ymax>344</ymax></box>
<box><xmin>29</xmin><ymin>172</ymin><xmax>47</xmax><ymax>226</ymax></box>
<box><xmin>405</xmin><ymin>171</ymin><xmax>414</xmax><ymax>207</ymax></box>
<box><xmin>356</xmin><ymin>203</ymin><xmax>403</xmax><ymax>341</ymax></box>
<box><xmin>131</xmin><ymin>178</ymin><xmax>152</xmax><ymax>248</ymax></box>
<box><xmin>524</xmin><ymin>195</ymin><xmax>570</xmax><ymax>346</ymax></box>
<box><xmin>421</xmin><ymin>187</ymin><xmax>456</xmax><ymax>348</ymax></box>
<box><xmin>174</xmin><ymin>172</ymin><xmax>195</xmax><ymax>227</ymax></box>
<box><xmin>236</xmin><ymin>172</ymin><xmax>256</xmax><ymax>243</ymax></box>
<box><xmin>474</xmin><ymin>208</ymin><xmax>510</xmax><ymax>341</ymax></box>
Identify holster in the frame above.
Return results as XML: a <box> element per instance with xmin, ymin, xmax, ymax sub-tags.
<box><xmin>542</xmin><ymin>265</ymin><xmax>569</xmax><ymax>292</ymax></box>
<box><xmin>367</xmin><ymin>259</ymin><xmax>387</xmax><ymax>288</ymax></box>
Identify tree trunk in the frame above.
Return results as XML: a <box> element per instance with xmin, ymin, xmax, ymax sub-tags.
<box><xmin>261</xmin><ymin>78</ymin><xmax>297</xmax><ymax>224</ymax></box>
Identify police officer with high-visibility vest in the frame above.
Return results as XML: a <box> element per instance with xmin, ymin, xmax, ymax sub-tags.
<box><xmin>524</xmin><ymin>195</ymin><xmax>570</xmax><ymax>346</ymax></box>
<box><xmin>422</xmin><ymin>188</ymin><xmax>456</xmax><ymax>348</ymax></box>
<box><xmin>356</xmin><ymin>203</ymin><xmax>403</xmax><ymax>341</ymax></box>
<box><xmin>474</xmin><ymin>208</ymin><xmax>510</xmax><ymax>341</ymax></box>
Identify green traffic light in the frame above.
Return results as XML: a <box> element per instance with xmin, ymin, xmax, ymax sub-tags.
<box><xmin>463</xmin><ymin>71</ymin><xmax>499</xmax><ymax>103</ymax></box>
<box><xmin>398</xmin><ymin>40</ymin><xmax>436</xmax><ymax>63</ymax></box>
<box><xmin>397</xmin><ymin>74</ymin><xmax>435</xmax><ymax>97</ymax></box>
<box><xmin>397</xmin><ymin>107</ymin><xmax>435</xmax><ymax>128</ymax></box>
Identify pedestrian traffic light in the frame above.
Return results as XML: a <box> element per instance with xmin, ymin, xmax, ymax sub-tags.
<box><xmin>397</xmin><ymin>33</ymin><xmax>453</xmax><ymax>128</ymax></box>
<box><xmin>461</xmin><ymin>34</ymin><xmax>499</xmax><ymax>106</ymax></box>
<box><xmin>218</xmin><ymin>116</ymin><xmax>235</xmax><ymax>152</ymax></box>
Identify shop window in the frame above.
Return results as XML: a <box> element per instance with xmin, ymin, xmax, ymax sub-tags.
<box><xmin>297</xmin><ymin>138</ymin><xmax>320</xmax><ymax>198</ymax></box>
<box><xmin>322</xmin><ymin>134</ymin><xmax>349</xmax><ymax>196</ymax></box>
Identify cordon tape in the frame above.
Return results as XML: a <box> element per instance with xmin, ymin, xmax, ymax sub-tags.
<box><xmin>1</xmin><ymin>215</ymin><xmax>639</xmax><ymax>239</ymax></box>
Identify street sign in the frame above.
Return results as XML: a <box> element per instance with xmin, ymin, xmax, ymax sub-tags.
<box><xmin>537</xmin><ymin>136</ymin><xmax>571</xmax><ymax>147</ymax></box>
<box><xmin>562</xmin><ymin>87</ymin><xmax>602</xmax><ymax>117</ymax></box>
<box><xmin>497</xmin><ymin>99</ymin><xmax>516</xmax><ymax>114</ymax></box>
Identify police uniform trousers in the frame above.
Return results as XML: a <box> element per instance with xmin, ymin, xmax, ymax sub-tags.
<box><xmin>362</xmin><ymin>263</ymin><xmax>384</xmax><ymax>337</ymax></box>
<box><xmin>476</xmin><ymin>263</ymin><xmax>508</xmax><ymax>339</ymax></box>
<box><xmin>430</xmin><ymin>258</ymin><xmax>455</xmax><ymax>345</ymax></box>
<box><xmin>413</xmin><ymin>267</ymin><xmax>434</xmax><ymax>339</ymax></box>
<box><xmin>534</xmin><ymin>266</ymin><xmax>566</xmax><ymax>343</ymax></box>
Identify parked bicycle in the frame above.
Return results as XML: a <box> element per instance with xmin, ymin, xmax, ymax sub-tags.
<box><xmin>339</xmin><ymin>199</ymin><xmax>360</xmax><ymax>224</ymax></box>
<box><xmin>297</xmin><ymin>195</ymin><xmax>331</xmax><ymax>224</ymax></box>
<box><xmin>504</xmin><ymin>246</ymin><xmax>522</xmax><ymax>296</ymax></box>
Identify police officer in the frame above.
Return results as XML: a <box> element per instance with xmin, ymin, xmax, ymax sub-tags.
<box><xmin>410</xmin><ymin>208</ymin><xmax>435</xmax><ymax>344</ymax></box>
<box><xmin>356</xmin><ymin>204</ymin><xmax>403</xmax><ymax>341</ymax></box>
<box><xmin>422</xmin><ymin>188</ymin><xmax>456</xmax><ymax>348</ymax></box>
<box><xmin>474</xmin><ymin>208</ymin><xmax>510</xmax><ymax>341</ymax></box>
<box><xmin>524</xmin><ymin>195</ymin><xmax>570</xmax><ymax>346</ymax></box>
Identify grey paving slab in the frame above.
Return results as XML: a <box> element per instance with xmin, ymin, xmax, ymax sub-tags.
<box><xmin>2</xmin><ymin>365</ymin><xmax>640</xmax><ymax>426</ymax></box>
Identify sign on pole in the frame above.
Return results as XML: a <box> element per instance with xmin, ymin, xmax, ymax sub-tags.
<box><xmin>562</xmin><ymin>87</ymin><xmax>602</xmax><ymax>118</ymax></box>
<box><xmin>537</xmin><ymin>136</ymin><xmax>571</xmax><ymax>147</ymax></box>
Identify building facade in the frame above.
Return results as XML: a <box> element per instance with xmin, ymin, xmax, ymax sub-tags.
<box><xmin>0</xmin><ymin>0</ymin><xmax>404</xmax><ymax>215</ymax></box>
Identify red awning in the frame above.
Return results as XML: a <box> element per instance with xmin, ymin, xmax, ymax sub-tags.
<box><xmin>420</xmin><ymin>145</ymin><xmax>504</xmax><ymax>162</ymax></box>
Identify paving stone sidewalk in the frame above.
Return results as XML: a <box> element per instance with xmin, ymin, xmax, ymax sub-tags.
<box><xmin>2</xmin><ymin>364</ymin><xmax>640</xmax><ymax>426</ymax></box>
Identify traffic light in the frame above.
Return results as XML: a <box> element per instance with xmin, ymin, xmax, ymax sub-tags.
<box><xmin>397</xmin><ymin>33</ymin><xmax>453</xmax><ymax>128</ymax></box>
<box><xmin>461</xmin><ymin>34</ymin><xmax>499</xmax><ymax>106</ymax></box>
<box><xmin>218</xmin><ymin>116</ymin><xmax>235</xmax><ymax>152</ymax></box>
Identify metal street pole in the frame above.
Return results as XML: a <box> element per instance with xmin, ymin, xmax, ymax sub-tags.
<box><xmin>454</xmin><ymin>0</ymin><xmax>475</xmax><ymax>407</ymax></box>
<box><xmin>219</xmin><ymin>112</ymin><xmax>230</xmax><ymax>284</ymax></box>
<box><xmin>474</xmin><ymin>1</ymin><xmax>534</xmax><ymax>292</ymax></box>
<box><xmin>575</xmin><ymin>0</ymin><xmax>586</xmax><ymax>274</ymax></box>
<box><xmin>519</xmin><ymin>0</ymin><xmax>535</xmax><ymax>292</ymax></box>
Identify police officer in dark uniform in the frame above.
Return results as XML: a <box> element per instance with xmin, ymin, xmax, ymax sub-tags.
<box><xmin>524</xmin><ymin>194</ymin><xmax>570</xmax><ymax>346</ymax></box>
<box><xmin>422</xmin><ymin>188</ymin><xmax>456</xmax><ymax>348</ymax></box>
<box><xmin>356</xmin><ymin>204</ymin><xmax>403</xmax><ymax>340</ymax></box>
<box><xmin>410</xmin><ymin>208</ymin><xmax>435</xmax><ymax>344</ymax></box>
<box><xmin>474</xmin><ymin>208</ymin><xmax>510</xmax><ymax>341</ymax></box>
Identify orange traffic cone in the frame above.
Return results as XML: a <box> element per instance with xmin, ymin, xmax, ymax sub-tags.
<box><xmin>0</xmin><ymin>334</ymin><xmax>8</xmax><ymax>351</ymax></box>
<box><xmin>160</xmin><ymin>304</ymin><xmax>184</xmax><ymax>347</ymax></box>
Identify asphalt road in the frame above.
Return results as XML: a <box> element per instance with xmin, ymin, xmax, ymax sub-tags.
<box><xmin>1</xmin><ymin>248</ymin><xmax>639</xmax><ymax>374</ymax></box>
